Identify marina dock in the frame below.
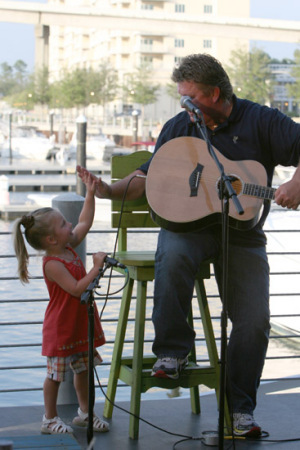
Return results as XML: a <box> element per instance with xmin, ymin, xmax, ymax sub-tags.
<box><xmin>0</xmin><ymin>159</ymin><xmax>111</xmax><ymax>220</ymax></box>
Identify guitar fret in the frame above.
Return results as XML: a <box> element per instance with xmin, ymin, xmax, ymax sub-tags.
<box><xmin>244</xmin><ymin>183</ymin><xmax>276</xmax><ymax>200</ymax></box>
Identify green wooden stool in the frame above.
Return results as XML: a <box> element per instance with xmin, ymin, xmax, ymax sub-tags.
<box><xmin>102</xmin><ymin>151</ymin><xmax>231</xmax><ymax>439</ymax></box>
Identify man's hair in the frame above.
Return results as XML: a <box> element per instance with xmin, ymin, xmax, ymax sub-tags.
<box><xmin>172</xmin><ymin>53</ymin><xmax>233</xmax><ymax>101</ymax></box>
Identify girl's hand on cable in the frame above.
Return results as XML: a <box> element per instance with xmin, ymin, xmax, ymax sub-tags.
<box><xmin>93</xmin><ymin>252</ymin><xmax>107</xmax><ymax>268</ymax></box>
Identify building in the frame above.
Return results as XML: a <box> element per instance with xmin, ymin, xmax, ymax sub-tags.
<box><xmin>47</xmin><ymin>0</ymin><xmax>251</xmax><ymax>128</ymax></box>
<box><xmin>270</xmin><ymin>63</ymin><xmax>299</xmax><ymax>115</ymax></box>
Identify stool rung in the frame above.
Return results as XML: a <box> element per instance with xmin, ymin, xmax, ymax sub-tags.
<box><xmin>119</xmin><ymin>357</ymin><xmax>219</xmax><ymax>392</ymax></box>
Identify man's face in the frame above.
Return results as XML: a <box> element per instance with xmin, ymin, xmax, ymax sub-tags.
<box><xmin>177</xmin><ymin>80</ymin><xmax>220</xmax><ymax>128</ymax></box>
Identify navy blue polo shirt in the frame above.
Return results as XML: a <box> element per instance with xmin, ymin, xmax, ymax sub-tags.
<box><xmin>140</xmin><ymin>95</ymin><xmax>300</xmax><ymax>246</ymax></box>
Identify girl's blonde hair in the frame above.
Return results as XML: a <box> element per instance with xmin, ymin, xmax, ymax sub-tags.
<box><xmin>13</xmin><ymin>207</ymin><xmax>56</xmax><ymax>284</ymax></box>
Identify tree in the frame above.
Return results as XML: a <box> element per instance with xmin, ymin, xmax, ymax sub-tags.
<box><xmin>88</xmin><ymin>62</ymin><xmax>118</xmax><ymax>108</ymax></box>
<box><xmin>51</xmin><ymin>68</ymin><xmax>89</xmax><ymax>108</ymax></box>
<box><xmin>165</xmin><ymin>81</ymin><xmax>180</xmax><ymax>101</ymax></box>
<box><xmin>123</xmin><ymin>63</ymin><xmax>160</xmax><ymax>110</ymax></box>
<box><xmin>0</xmin><ymin>62</ymin><xmax>15</xmax><ymax>96</ymax></box>
<box><xmin>34</xmin><ymin>66</ymin><xmax>51</xmax><ymax>105</ymax></box>
<box><xmin>226</xmin><ymin>47</ymin><xmax>274</xmax><ymax>105</ymax></box>
<box><xmin>13</xmin><ymin>60</ymin><xmax>28</xmax><ymax>92</ymax></box>
<box><xmin>287</xmin><ymin>49</ymin><xmax>300</xmax><ymax>104</ymax></box>
<box><xmin>48</xmin><ymin>64</ymin><xmax>118</xmax><ymax>113</ymax></box>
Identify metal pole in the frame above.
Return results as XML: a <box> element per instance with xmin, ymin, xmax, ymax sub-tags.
<box><xmin>8</xmin><ymin>113</ymin><xmax>12</xmax><ymax>165</ymax></box>
<box><xmin>76</xmin><ymin>115</ymin><xmax>87</xmax><ymax>196</ymax></box>
<box><xmin>49</xmin><ymin>111</ymin><xmax>54</xmax><ymax>136</ymax></box>
<box><xmin>132</xmin><ymin>110</ymin><xmax>139</xmax><ymax>143</ymax></box>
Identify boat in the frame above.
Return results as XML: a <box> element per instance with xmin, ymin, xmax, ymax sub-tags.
<box><xmin>66</xmin><ymin>132</ymin><xmax>119</xmax><ymax>161</ymax></box>
<box><xmin>0</xmin><ymin>125</ymin><xmax>56</xmax><ymax>161</ymax></box>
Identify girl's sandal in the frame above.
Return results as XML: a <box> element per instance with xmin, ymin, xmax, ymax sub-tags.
<box><xmin>72</xmin><ymin>407</ymin><xmax>109</xmax><ymax>432</ymax></box>
<box><xmin>41</xmin><ymin>415</ymin><xmax>73</xmax><ymax>434</ymax></box>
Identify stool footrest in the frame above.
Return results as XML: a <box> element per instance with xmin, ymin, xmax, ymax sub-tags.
<box><xmin>119</xmin><ymin>356</ymin><xmax>219</xmax><ymax>393</ymax></box>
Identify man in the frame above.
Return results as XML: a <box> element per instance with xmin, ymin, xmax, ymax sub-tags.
<box><xmin>77</xmin><ymin>54</ymin><xmax>300</xmax><ymax>437</ymax></box>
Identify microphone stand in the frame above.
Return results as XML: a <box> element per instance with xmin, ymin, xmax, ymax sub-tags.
<box><xmin>192</xmin><ymin>112</ymin><xmax>244</xmax><ymax>450</ymax></box>
<box><xmin>80</xmin><ymin>262</ymin><xmax>111</xmax><ymax>448</ymax></box>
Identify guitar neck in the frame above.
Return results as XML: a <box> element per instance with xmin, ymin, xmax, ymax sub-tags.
<box><xmin>243</xmin><ymin>183</ymin><xmax>276</xmax><ymax>200</ymax></box>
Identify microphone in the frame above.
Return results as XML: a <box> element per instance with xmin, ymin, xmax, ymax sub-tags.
<box><xmin>104</xmin><ymin>256</ymin><xmax>126</xmax><ymax>269</ymax></box>
<box><xmin>180</xmin><ymin>96</ymin><xmax>203</xmax><ymax>119</ymax></box>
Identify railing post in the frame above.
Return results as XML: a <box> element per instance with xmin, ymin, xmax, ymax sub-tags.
<box><xmin>52</xmin><ymin>193</ymin><xmax>86</xmax><ymax>405</ymax></box>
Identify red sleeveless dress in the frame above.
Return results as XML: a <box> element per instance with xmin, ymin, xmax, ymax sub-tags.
<box><xmin>42</xmin><ymin>246</ymin><xmax>105</xmax><ymax>357</ymax></box>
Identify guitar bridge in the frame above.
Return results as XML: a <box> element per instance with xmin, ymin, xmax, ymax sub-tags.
<box><xmin>189</xmin><ymin>163</ymin><xmax>204</xmax><ymax>197</ymax></box>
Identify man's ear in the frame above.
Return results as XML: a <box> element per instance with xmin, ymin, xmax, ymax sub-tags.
<box><xmin>212</xmin><ymin>86</ymin><xmax>221</xmax><ymax>103</ymax></box>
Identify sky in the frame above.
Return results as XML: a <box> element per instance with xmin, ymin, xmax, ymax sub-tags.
<box><xmin>0</xmin><ymin>0</ymin><xmax>300</xmax><ymax>70</ymax></box>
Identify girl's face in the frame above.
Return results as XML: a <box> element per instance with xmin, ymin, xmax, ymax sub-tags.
<box><xmin>50</xmin><ymin>212</ymin><xmax>73</xmax><ymax>246</ymax></box>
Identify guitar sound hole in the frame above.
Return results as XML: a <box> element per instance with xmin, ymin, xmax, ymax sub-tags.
<box><xmin>217</xmin><ymin>175</ymin><xmax>243</xmax><ymax>196</ymax></box>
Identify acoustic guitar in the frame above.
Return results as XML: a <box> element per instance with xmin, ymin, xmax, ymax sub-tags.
<box><xmin>145</xmin><ymin>136</ymin><xmax>276</xmax><ymax>232</ymax></box>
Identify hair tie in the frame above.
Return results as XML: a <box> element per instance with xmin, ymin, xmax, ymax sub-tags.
<box><xmin>21</xmin><ymin>215</ymin><xmax>35</xmax><ymax>231</ymax></box>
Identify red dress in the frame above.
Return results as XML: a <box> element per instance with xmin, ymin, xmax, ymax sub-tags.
<box><xmin>42</xmin><ymin>246</ymin><xmax>105</xmax><ymax>357</ymax></box>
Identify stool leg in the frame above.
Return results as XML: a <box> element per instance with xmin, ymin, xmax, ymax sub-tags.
<box><xmin>187</xmin><ymin>308</ymin><xmax>201</xmax><ymax>414</ymax></box>
<box><xmin>103</xmin><ymin>277</ymin><xmax>134</xmax><ymax>419</ymax></box>
<box><xmin>129</xmin><ymin>280</ymin><xmax>147</xmax><ymax>439</ymax></box>
<box><xmin>195</xmin><ymin>276</ymin><xmax>232</xmax><ymax>434</ymax></box>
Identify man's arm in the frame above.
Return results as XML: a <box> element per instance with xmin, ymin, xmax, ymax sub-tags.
<box><xmin>77</xmin><ymin>166</ymin><xmax>146</xmax><ymax>201</ymax></box>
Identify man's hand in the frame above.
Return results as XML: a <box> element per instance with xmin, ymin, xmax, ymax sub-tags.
<box><xmin>76</xmin><ymin>165</ymin><xmax>112</xmax><ymax>199</ymax></box>
<box><xmin>275</xmin><ymin>177</ymin><xmax>300</xmax><ymax>210</ymax></box>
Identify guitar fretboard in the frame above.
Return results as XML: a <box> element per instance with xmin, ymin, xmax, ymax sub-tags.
<box><xmin>243</xmin><ymin>183</ymin><xmax>276</xmax><ymax>200</ymax></box>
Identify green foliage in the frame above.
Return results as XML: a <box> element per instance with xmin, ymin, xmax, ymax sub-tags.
<box><xmin>165</xmin><ymin>82</ymin><xmax>180</xmax><ymax>100</ymax></box>
<box><xmin>88</xmin><ymin>61</ymin><xmax>119</xmax><ymax>106</ymax></box>
<box><xmin>287</xmin><ymin>49</ymin><xmax>300</xmax><ymax>101</ymax></box>
<box><xmin>49</xmin><ymin>63</ymin><xmax>118</xmax><ymax>108</ymax></box>
<box><xmin>33</xmin><ymin>66</ymin><xmax>51</xmax><ymax>105</ymax></box>
<box><xmin>226</xmin><ymin>47</ymin><xmax>274</xmax><ymax>104</ymax></box>
<box><xmin>123</xmin><ymin>64</ymin><xmax>160</xmax><ymax>106</ymax></box>
<box><xmin>0</xmin><ymin>60</ymin><xmax>30</xmax><ymax>97</ymax></box>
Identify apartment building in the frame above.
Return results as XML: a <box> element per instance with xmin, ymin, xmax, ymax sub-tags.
<box><xmin>48</xmin><ymin>0</ymin><xmax>251</xmax><ymax>123</ymax></box>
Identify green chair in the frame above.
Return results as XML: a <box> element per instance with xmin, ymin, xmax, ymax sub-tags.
<box><xmin>103</xmin><ymin>150</ymin><xmax>231</xmax><ymax>439</ymax></box>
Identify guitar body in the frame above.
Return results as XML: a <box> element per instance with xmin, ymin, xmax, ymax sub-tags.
<box><xmin>146</xmin><ymin>136</ymin><xmax>269</xmax><ymax>232</ymax></box>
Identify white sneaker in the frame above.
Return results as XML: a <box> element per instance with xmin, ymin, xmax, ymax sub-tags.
<box><xmin>233</xmin><ymin>412</ymin><xmax>261</xmax><ymax>437</ymax></box>
<box><xmin>151</xmin><ymin>357</ymin><xmax>188</xmax><ymax>379</ymax></box>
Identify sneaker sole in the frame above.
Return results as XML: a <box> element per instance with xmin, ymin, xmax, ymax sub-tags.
<box><xmin>234</xmin><ymin>426</ymin><xmax>262</xmax><ymax>438</ymax></box>
<box><xmin>151</xmin><ymin>369</ymin><xmax>179</xmax><ymax>380</ymax></box>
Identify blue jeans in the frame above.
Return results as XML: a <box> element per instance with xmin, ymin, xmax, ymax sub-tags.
<box><xmin>152</xmin><ymin>228</ymin><xmax>270</xmax><ymax>414</ymax></box>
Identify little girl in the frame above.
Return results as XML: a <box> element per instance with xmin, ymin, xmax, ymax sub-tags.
<box><xmin>13</xmin><ymin>173</ymin><xmax>109</xmax><ymax>435</ymax></box>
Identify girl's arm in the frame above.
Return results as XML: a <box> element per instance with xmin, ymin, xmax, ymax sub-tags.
<box><xmin>44</xmin><ymin>251</ymin><xmax>107</xmax><ymax>298</ymax></box>
<box><xmin>69</xmin><ymin>173</ymin><xmax>96</xmax><ymax>248</ymax></box>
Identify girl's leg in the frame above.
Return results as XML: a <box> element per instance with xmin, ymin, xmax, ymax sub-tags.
<box><xmin>41</xmin><ymin>357</ymin><xmax>73</xmax><ymax>434</ymax></box>
<box><xmin>72</xmin><ymin>355</ymin><xmax>109</xmax><ymax>432</ymax></box>
<box><xmin>73</xmin><ymin>370</ymin><xmax>89</xmax><ymax>413</ymax></box>
<box><xmin>43</xmin><ymin>377</ymin><xmax>60</xmax><ymax>419</ymax></box>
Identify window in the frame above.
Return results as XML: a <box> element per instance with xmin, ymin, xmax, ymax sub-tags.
<box><xmin>141</xmin><ymin>55</ymin><xmax>153</xmax><ymax>64</ymax></box>
<box><xmin>175</xmin><ymin>4</ymin><xmax>185</xmax><ymax>13</ymax></box>
<box><xmin>174</xmin><ymin>56</ymin><xmax>183</xmax><ymax>64</ymax></box>
<box><xmin>204</xmin><ymin>5</ymin><xmax>213</xmax><ymax>14</ymax></box>
<box><xmin>203</xmin><ymin>39</ymin><xmax>212</xmax><ymax>48</ymax></box>
<box><xmin>141</xmin><ymin>4</ymin><xmax>154</xmax><ymax>10</ymax></box>
<box><xmin>142</xmin><ymin>38</ymin><xmax>153</xmax><ymax>46</ymax></box>
<box><xmin>175</xmin><ymin>39</ymin><xmax>184</xmax><ymax>48</ymax></box>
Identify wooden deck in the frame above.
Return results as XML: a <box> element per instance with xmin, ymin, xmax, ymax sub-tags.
<box><xmin>0</xmin><ymin>379</ymin><xmax>299</xmax><ymax>449</ymax></box>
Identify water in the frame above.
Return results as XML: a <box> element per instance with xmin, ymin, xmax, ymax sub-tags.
<box><xmin>0</xmin><ymin>193</ymin><xmax>299</xmax><ymax>408</ymax></box>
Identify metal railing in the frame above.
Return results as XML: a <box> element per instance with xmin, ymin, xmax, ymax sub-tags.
<box><xmin>0</xmin><ymin>227</ymin><xmax>299</xmax><ymax>406</ymax></box>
